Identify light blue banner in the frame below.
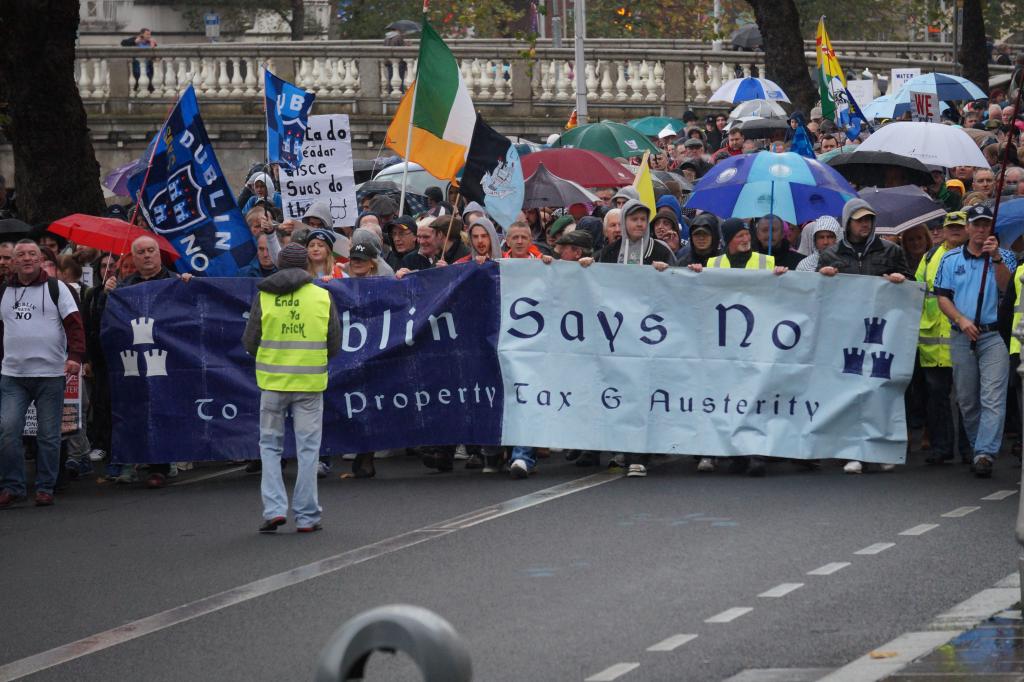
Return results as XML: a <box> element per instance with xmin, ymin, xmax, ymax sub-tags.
<box><xmin>496</xmin><ymin>261</ymin><xmax>923</xmax><ymax>463</ymax></box>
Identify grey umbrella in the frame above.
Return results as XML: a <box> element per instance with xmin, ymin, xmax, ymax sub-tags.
<box><xmin>523</xmin><ymin>163</ymin><xmax>598</xmax><ymax>209</ymax></box>
<box><xmin>730</xmin><ymin>24</ymin><xmax>762</xmax><ymax>50</ymax></box>
<box><xmin>857</xmin><ymin>185</ymin><xmax>946</xmax><ymax>233</ymax></box>
<box><xmin>386</xmin><ymin>20</ymin><xmax>420</xmax><ymax>33</ymax></box>
<box><xmin>729</xmin><ymin>99</ymin><xmax>788</xmax><ymax>120</ymax></box>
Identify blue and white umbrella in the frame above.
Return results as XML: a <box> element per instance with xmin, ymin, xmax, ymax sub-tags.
<box><xmin>862</xmin><ymin>93</ymin><xmax>950</xmax><ymax>121</ymax></box>
<box><xmin>995</xmin><ymin>198</ymin><xmax>1024</xmax><ymax>248</ymax></box>
<box><xmin>684</xmin><ymin>151</ymin><xmax>856</xmax><ymax>225</ymax></box>
<box><xmin>891</xmin><ymin>72</ymin><xmax>986</xmax><ymax>102</ymax></box>
<box><xmin>708</xmin><ymin>77</ymin><xmax>790</xmax><ymax>106</ymax></box>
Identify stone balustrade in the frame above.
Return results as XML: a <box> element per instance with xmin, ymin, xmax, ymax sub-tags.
<box><xmin>75</xmin><ymin>42</ymin><xmax>1012</xmax><ymax>119</ymax></box>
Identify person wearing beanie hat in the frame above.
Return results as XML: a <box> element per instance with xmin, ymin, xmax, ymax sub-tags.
<box><xmin>242</xmin><ymin>238</ymin><xmax>341</xmax><ymax>534</ymax></box>
<box><xmin>306</xmin><ymin>228</ymin><xmax>345</xmax><ymax>282</ymax></box>
<box><xmin>546</xmin><ymin>214</ymin><xmax>576</xmax><ymax>249</ymax></box>
<box><xmin>651</xmin><ymin>207</ymin><xmax>685</xmax><ymax>260</ymax></box>
<box><xmin>692</xmin><ymin>218</ymin><xmax>784</xmax><ymax>273</ymax></box>
<box><xmin>595</xmin><ymin>199</ymin><xmax>674</xmax><ymax>268</ymax></box>
<box><xmin>424</xmin><ymin>186</ymin><xmax>444</xmax><ymax>208</ymax></box>
<box><xmin>675</xmin><ymin>213</ymin><xmax>721</xmax><ymax>267</ymax></box>
<box><xmin>367</xmin><ymin>194</ymin><xmax>398</xmax><ymax>224</ymax></box>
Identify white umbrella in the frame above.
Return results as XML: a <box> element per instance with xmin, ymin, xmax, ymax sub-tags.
<box><xmin>728</xmin><ymin>98</ymin><xmax>788</xmax><ymax>120</ymax></box>
<box><xmin>854</xmin><ymin>122</ymin><xmax>988</xmax><ymax>168</ymax></box>
<box><xmin>522</xmin><ymin>163</ymin><xmax>599</xmax><ymax>209</ymax></box>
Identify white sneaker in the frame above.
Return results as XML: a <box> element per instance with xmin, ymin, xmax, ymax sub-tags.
<box><xmin>341</xmin><ymin>453</ymin><xmax>357</xmax><ymax>461</ymax></box>
<box><xmin>87</xmin><ymin>448</ymin><xmax>107</xmax><ymax>462</ymax></box>
<box><xmin>177</xmin><ymin>461</ymin><xmax>194</xmax><ymax>471</ymax></box>
<box><xmin>454</xmin><ymin>444</ymin><xmax>469</xmax><ymax>460</ymax></box>
<box><xmin>697</xmin><ymin>457</ymin><xmax>715</xmax><ymax>472</ymax></box>
<box><xmin>843</xmin><ymin>461</ymin><xmax>863</xmax><ymax>474</ymax></box>
<box><xmin>510</xmin><ymin>459</ymin><xmax>530</xmax><ymax>479</ymax></box>
<box><xmin>167</xmin><ymin>463</ymin><xmax>179</xmax><ymax>478</ymax></box>
<box><xmin>880</xmin><ymin>463</ymin><xmax>896</xmax><ymax>472</ymax></box>
<box><xmin>316</xmin><ymin>461</ymin><xmax>331</xmax><ymax>478</ymax></box>
<box><xmin>627</xmin><ymin>464</ymin><xmax>647</xmax><ymax>477</ymax></box>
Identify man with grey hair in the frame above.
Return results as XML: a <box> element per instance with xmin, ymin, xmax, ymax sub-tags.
<box><xmin>0</xmin><ymin>240</ymin><xmax>85</xmax><ymax>508</ymax></box>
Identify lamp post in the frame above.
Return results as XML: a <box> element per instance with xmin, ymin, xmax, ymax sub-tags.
<box><xmin>573</xmin><ymin>0</ymin><xmax>588</xmax><ymax>125</ymax></box>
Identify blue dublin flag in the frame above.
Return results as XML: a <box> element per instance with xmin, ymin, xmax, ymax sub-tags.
<box><xmin>459</xmin><ymin>115</ymin><xmax>525</xmax><ymax>229</ymax></box>
<box><xmin>264</xmin><ymin>69</ymin><xmax>316</xmax><ymax>170</ymax></box>
<box><xmin>137</xmin><ymin>85</ymin><xmax>256</xmax><ymax>276</ymax></box>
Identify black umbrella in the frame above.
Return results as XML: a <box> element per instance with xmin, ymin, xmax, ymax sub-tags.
<box><xmin>827</xmin><ymin>151</ymin><xmax>934</xmax><ymax>189</ymax></box>
<box><xmin>857</xmin><ymin>185</ymin><xmax>947</xmax><ymax>233</ymax></box>
<box><xmin>0</xmin><ymin>218</ymin><xmax>32</xmax><ymax>238</ymax></box>
<box><xmin>730</xmin><ymin>24</ymin><xmax>762</xmax><ymax>50</ymax></box>
<box><xmin>728</xmin><ymin>116</ymin><xmax>789</xmax><ymax>139</ymax></box>
<box><xmin>386</xmin><ymin>19</ymin><xmax>420</xmax><ymax>33</ymax></box>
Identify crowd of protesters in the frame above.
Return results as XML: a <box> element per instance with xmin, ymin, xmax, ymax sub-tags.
<box><xmin>3</xmin><ymin>86</ymin><xmax>1024</xmax><ymax>516</ymax></box>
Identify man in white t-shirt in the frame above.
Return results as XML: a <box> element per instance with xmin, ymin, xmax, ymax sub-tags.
<box><xmin>0</xmin><ymin>240</ymin><xmax>85</xmax><ymax>508</ymax></box>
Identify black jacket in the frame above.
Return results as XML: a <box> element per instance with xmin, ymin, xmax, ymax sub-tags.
<box><xmin>816</xmin><ymin>198</ymin><xmax>913</xmax><ymax>278</ymax></box>
<box><xmin>597</xmin><ymin>237</ymin><xmax>675</xmax><ymax>265</ymax></box>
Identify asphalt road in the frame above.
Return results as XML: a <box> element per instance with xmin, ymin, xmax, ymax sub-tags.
<box><xmin>2</xmin><ymin>449</ymin><xmax>1020</xmax><ymax>682</ymax></box>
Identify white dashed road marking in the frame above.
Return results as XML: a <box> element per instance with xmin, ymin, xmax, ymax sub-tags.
<box><xmin>899</xmin><ymin>524</ymin><xmax>939</xmax><ymax>536</ymax></box>
<box><xmin>646</xmin><ymin>634</ymin><xmax>698</xmax><ymax>652</ymax></box>
<box><xmin>585</xmin><ymin>662</ymin><xmax>640</xmax><ymax>681</ymax></box>
<box><xmin>942</xmin><ymin>506</ymin><xmax>980</xmax><ymax>518</ymax></box>
<box><xmin>706</xmin><ymin>607</ymin><xmax>753</xmax><ymax>623</ymax></box>
<box><xmin>854</xmin><ymin>542</ymin><xmax>895</xmax><ymax>555</ymax></box>
<box><xmin>982</xmin><ymin>490</ymin><xmax>1017</xmax><ymax>501</ymax></box>
<box><xmin>807</xmin><ymin>562</ymin><xmax>850</xmax><ymax>576</ymax></box>
<box><xmin>758</xmin><ymin>583</ymin><xmax>804</xmax><ymax>598</ymax></box>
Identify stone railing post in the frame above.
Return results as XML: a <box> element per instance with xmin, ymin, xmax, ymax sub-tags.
<box><xmin>106</xmin><ymin>56</ymin><xmax>132</xmax><ymax>113</ymax></box>
<box><xmin>356</xmin><ymin>57</ymin><xmax>381</xmax><ymax>114</ymax></box>
<box><xmin>661</xmin><ymin>59</ymin><xmax>686</xmax><ymax>114</ymax></box>
<box><xmin>509</xmin><ymin>55</ymin><xmax>533</xmax><ymax>117</ymax></box>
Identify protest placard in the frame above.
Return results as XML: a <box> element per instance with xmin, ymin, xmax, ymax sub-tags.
<box><xmin>280</xmin><ymin>114</ymin><xmax>357</xmax><ymax>228</ymax></box>
<box><xmin>910</xmin><ymin>90</ymin><xmax>941</xmax><ymax>122</ymax></box>
<box><xmin>845</xmin><ymin>79</ymin><xmax>874</xmax><ymax>110</ymax></box>
<box><xmin>24</xmin><ymin>371</ymin><xmax>83</xmax><ymax>436</ymax></box>
<box><xmin>890</xmin><ymin>68</ymin><xmax>921</xmax><ymax>95</ymax></box>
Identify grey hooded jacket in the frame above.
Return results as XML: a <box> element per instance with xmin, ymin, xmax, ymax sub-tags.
<box><xmin>816</xmin><ymin>197</ymin><xmax>912</xmax><ymax>278</ymax></box>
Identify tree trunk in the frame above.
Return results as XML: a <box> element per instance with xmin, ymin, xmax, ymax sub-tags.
<box><xmin>745</xmin><ymin>0</ymin><xmax>817</xmax><ymax>114</ymax></box>
<box><xmin>959</xmin><ymin>0</ymin><xmax>989</xmax><ymax>94</ymax></box>
<box><xmin>291</xmin><ymin>0</ymin><xmax>305</xmax><ymax>41</ymax></box>
<box><xmin>0</xmin><ymin>0</ymin><xmax>105</xmax><ymax>226</ymax></box>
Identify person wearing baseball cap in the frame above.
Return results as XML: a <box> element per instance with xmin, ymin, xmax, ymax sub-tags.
<box><xmin>933</xmin><ymin>203</ymin><xmax>1017</xmax><ymax>478</ymax></box>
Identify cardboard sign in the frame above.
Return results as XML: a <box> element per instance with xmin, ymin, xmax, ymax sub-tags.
<box><xmin>910</xmin><ymin>90</ymin><xmax>941</xmax><ymax>123</ymax></box>
<box><xmin>845</xmin><ymin>79</ymin><xmax>875</xmax><ymax>110</ymax></box>
<box><xmin>280</xmin><ymin>114</ymin><xmax>357</xmax><ymax>228</ymax></box>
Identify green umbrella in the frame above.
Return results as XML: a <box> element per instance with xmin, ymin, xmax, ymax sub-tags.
<box><xmin>554</xmin><ymin>120</ymin><xmax>661</xmax><ymax>159</ymax></box>
<box><xmin>626</xmin><ymin>116</ymin><xmax>686</xmax><ymax>137</ymax></box>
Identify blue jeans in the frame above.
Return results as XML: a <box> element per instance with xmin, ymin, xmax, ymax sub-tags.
<box><xmin>259</xmin><ymin>390</ymin><xmax>323</xmax><ymax>527</ymax></box>
<box><xmin>0</xmin><ymin>375</ymin><xmax>65</xmax><ymax>496</ymax></box>
<box><xmin>950</xmin><ymin>331</ymin><xmax>1008</xmax><ymax>459</ymax></box>
<box><xmin>511</xmin><ymin>446</ymin><xmax>535</xmax><ymax>470</ymax></box>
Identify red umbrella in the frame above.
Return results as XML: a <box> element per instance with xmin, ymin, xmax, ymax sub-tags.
<box><xmin>49</xmin><ymin>214</ymin><xmax>180</xmax><ymax>265</ymax></box>
<box><xmin>520</xmin><ymin>148</ymin><xmax>635</xmax><ymax>188</ymax></box>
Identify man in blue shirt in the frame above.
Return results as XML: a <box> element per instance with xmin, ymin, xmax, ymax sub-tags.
<box><xmin>933</xmin><ymin>205</ymin><xmax>1015</xmax><ymax>477</ymax></box>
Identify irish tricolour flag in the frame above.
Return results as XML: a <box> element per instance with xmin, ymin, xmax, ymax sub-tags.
<box><xmin>385</xmin><ymin>21</ymin><xmax>476</xmax><ymax>183</ymax></box>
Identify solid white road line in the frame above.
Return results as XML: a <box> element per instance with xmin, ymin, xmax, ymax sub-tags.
<box><xmin>0</xmin><ymin>472</ymin><xmax>622</xmax><ymax>682</ymax></box>
<box><xmin>705</xmin><ymin>607</ymin><xmax>753</xmax><ymax>623</ymax></box>
<box><xmin>982</xmin><ymin>490</ymin><xmax>1018</xmax><ymax>501</ymax></box>
<box><xmin>854</xmin><ymin>542</ymin><xmax>895</xmax><ymax>555</ymax></box>
<box><xmin>807</xmin><ymin>562</ymin><xmax>850</xmax><ymax>576</ymax></box>
<box><xmin>941</xmin><ymin>506</ymin><xmax>980</xmax><ymax>518</ymax></box>
<box><xmin>585</xmin><ymin>662</ymin><xmax>641</xmax><ymax>681</ymax></box>
<box><xmin>646</xmin><ymin>634</ymin><xmax>698</xmax><ymax>652</ymax></box>
<box><xmin>758</xmin><ymin>583</ymin><xmax>804</xmax><ymax>598</ymax></box>
<box><xmin>899</xmin><ymin>524</ymin><xmax>939</xmax><ymax>536</ymax></box>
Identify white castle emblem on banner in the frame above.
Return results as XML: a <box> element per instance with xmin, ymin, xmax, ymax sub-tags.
<box><xmin>121</xmin><ymin>317</ymin><xmax>169</xmax><ymax>378</ymax></box>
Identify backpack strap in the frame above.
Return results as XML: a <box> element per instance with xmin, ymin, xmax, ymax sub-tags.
<box><xmin>47</xmin><ymin>277</ymin><xmax>60</xmax><ymax>308</ymax></box>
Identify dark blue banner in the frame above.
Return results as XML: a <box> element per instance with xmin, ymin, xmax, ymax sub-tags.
<box><xmin>264</xmin><ymin>70</ymin><xmax>316</xmax><ymax>170</ymax></box>
<box><xmin>101</xmin><ymin>264</ymin><xmax>503</xmax><ymax>463</ymax></box>
<box><xmin>138</xmin><ymin>85</ymin><xmax>256</xmax><ymax>276</ymax></box>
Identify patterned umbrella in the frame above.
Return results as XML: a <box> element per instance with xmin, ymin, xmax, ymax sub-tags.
<box><xmin>685</xmin><ymin>151</ymin><xmax>857</xmax><ymax>224</ymax></box>
<box><xmin>708</xmin><ymin>77</ymin><xmax>790</xmax><ymax>106</ymax></box>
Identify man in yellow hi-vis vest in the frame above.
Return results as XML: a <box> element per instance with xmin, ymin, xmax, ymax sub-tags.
<box><xmin>687</xmin><ymin>217</ymin><xmax>788</xmax><ymax>477</ymax></box>
<box><xmin>915</xmin><ymin>211</ymin><xmax>969</xmax><ymax>465</ymax></box>
<box><xmin>243</xmin><ymin>242</ymin><xmax>341</xmax><ymax>534</ymax></box>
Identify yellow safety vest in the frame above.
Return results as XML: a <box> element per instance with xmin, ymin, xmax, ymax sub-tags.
<box><xmin>255</xmin><ymin>283</ymin><xmax>331</xmax><ymax>392</ymax></box>
<box><xmin>707</xmin><ymin>252</ymin><xmax>775</xmax><ymax>269</ymax></box>
<box><xmin>915</xmin><ymin>243</ymin><xmax>952</xmax><ymax>367</ymax></box>
<box><xmin>1011</xmin><ymin>266</ymin><xmax>1024</xmax><ymax>356</ymax></box>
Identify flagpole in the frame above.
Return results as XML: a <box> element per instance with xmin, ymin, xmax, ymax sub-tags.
<box><xmin>398</xmin><ymin>2</ymin><xmax>429</xmax><ymax>217</ymax></box>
